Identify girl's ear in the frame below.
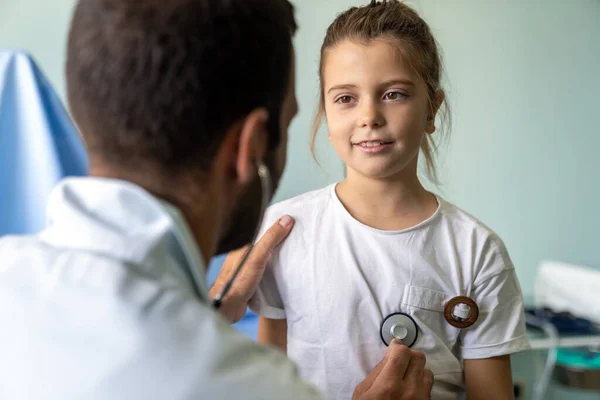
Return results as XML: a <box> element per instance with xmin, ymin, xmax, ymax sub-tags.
<box><xmin>426</xmin><ymin>90</ymin><xmax>445</xmax><ymax>134</ymax></box>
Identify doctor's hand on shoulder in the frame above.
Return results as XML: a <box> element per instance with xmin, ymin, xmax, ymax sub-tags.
<box><xmin>210</xmin><ymin>214</ymin><xmax>295</xmax><ymax>323</ymax></box>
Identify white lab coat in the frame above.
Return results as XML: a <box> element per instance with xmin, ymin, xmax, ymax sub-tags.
<box><xmin>0</xmin><ymin>177</ymin><xmax>322</xmax><ymax>400</ymax></box>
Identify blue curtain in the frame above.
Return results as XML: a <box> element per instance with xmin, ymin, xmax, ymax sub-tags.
<box><xmin>0</xmin><ymin>50</ymin><xmax>88</xmax><ymax>236</ymax></box>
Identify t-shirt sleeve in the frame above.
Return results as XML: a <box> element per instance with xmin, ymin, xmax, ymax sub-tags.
<box><xmin>459</xmin><ymin>236</ymin><xmax>531</xmax><ymax>359</ymax></box>
<box><xmin>248</xmin><ymin>208</ymin><xmax>287</xmax><ymax>319</ymax></box>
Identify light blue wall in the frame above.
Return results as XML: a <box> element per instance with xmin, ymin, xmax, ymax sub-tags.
<box><xmin>412</xmin><ymin>0</ymin><xmax>600</xmax><ymax>297</ymax></box>
<box><xmin>0</xmin><ymin>0</ymin><xmax>74</xmax><ymax>100</ymax></box>
<box><xmin>2</xmin><ymin>0</ymin><xmax>599</xmax><ymax>296</ymax></box>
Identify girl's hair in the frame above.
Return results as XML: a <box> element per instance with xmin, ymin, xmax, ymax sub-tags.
<box><xmin>311</xmin><ymin>0</ymin><xmax>450</xmax><ymax>183</ymax></box>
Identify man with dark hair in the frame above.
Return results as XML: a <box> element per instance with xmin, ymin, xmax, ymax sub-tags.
<box><xmin>66</xmin><ymin>0</ymin><xmax>296</xmax><ymax>257</ymax></box>
<box><xmin>0</xmin><ymin>0</ymin><xmax>433</xmax><ymax>398</ymax></box>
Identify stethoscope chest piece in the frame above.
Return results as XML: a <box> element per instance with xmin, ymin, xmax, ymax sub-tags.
<box><xmin>380</xmin><ymin>312</ymin><xmax>419</xmax><ymax>347</ymax></box>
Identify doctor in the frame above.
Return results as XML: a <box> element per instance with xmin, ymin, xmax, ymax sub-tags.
<box><xmin>0</xmin><ymin>0</ymin><xmax>433</xmax><ymax>399</ymax></box>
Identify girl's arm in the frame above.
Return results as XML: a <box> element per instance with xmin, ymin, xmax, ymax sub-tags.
<box><xmin>258</xmin><ymin>316</ymin><xmax>287</xmax><ymax>352</ymax></box>
<box><xmin>464</xmin><ymin>355</ymin><xmax>514</xmax><ymax>400</ymax></box>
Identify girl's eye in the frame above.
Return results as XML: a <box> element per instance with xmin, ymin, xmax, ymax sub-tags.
<box><xmin>384</xmin><ymin>92</ymin><xmax>405</xmax><ymax>100</ymax></box>
<box><xmin>336</xmin><ymin>96</ymin><xmax>355</xmax><ymax>104</ymax></box>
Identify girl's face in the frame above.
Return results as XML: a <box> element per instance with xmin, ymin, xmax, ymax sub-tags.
<box><xmin>323</xmin><ymin>39</ymin><xmax>435</xmax><ymax>180</ymax></box>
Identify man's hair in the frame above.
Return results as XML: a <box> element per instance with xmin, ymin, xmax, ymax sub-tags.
<box><xmin>66</xmin><ymin>0</ymin><xmax>297</xmax><ymax>172</ymax></box>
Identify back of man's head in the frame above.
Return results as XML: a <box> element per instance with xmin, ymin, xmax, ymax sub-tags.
<box><xmin>66</xmin><ymin>0</ymin><xmax>296</xmax><ymax>174</ymax></box>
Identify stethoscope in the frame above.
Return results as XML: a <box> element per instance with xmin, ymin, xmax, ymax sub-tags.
<box><xmin>379</xmin><ymin>296</ymin><xmax>480</xmax><ymax>347</ymax></box>
<box><xmin>206</xmin><ymin>159</ymin><xmax>482</xmax><ymax>346</ymax></box>
<box><xmin>211</xmin><ymin>160</ymin><xmax>272</xmax><ymax>310</ymax></box>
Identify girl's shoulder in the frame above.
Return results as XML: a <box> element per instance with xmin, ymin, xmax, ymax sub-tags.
<box><xmin>435</xmin><ymin>196</ymin><xmax>513</xmax><ymax>282</ymax></box>
<box><xmin>436</xmin><ymin>196</ymin><xmax>504</xmax><ymax>244</ymax></box>
<box><xmin>258</xmin><ymin>184</ymin><xmax>337</xmax><ymax>236</ymax></box>
<box><xmin>265</xmin><ymin>184</ymin><xmax>337</xmax><ymax>222</ymax></box>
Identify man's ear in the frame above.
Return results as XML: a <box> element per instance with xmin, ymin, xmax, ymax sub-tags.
<box><xmin>426</xmin><ymin>90</ymin><xmax>445</xmax><ymax>134</ymax></box>
<box><xmin>223</xmin><ymin>108</ymin><xmax>269</xmax><ymax>185</ymax></box>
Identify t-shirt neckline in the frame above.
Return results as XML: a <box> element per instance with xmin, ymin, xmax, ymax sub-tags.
<box><xmin>328</xmin><ymin>183</ymin><xmax>442</xmax><ymax>235</ymax></box>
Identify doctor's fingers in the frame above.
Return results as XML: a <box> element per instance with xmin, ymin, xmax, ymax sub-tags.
<box><xmin>403</xmin><ymin>349</ymin><xmax>428</xmax><ymax>391</ymax></box>
<box><xmin>252</xmin><ymin>215</ymin><xmax>295</xmax><ymax>262</ymax></box>
<box><xmin>229</xmin><ymin>215</ymin><xmax>295</xmax><ymax>299</ymax></box>
<box><xmin>376</xmin><ymin>341</ymin><xmax>413</xmax><ymax>383</ymax></box>
<box><xmin>424</xmin><ymin>369</ymin><xmax>434</xmax><ymax>398</ymax></box>
<box><xmin>210</xmin><ymin>246</ymin><xmax>248</xmax><ymax>298</ymax></box>
<box><xmin>222</xmin><ymin>246</ymin><xmax>249</xmax><ymax>274</ymax></box>
<box><xmin>352</xmin><ymin>348</ymin><xmax>390</xmax><ymax>399</ymax></box>
<box><xmin>217</xmin><ymin>214</ymin><xmax>293</xmax><ymax>285</ymax></box>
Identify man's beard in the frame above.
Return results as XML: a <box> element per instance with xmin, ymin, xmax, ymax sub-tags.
<box><xmin>215</xmin><ymin>152</ymin><xmax>281</xmax><ymax>255</ymax></box>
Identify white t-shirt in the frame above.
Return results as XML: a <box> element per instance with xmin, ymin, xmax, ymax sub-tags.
<box><xmin>250</xmin><ymin>184</ymin><xmax>530</xmax><ymax>400</ymax></box>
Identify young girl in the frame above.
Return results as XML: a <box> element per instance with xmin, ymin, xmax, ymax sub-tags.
<box><xmin>250</xmin><ymin>1</ymin><xmax>529</xmax><ymax>399</ymax></box>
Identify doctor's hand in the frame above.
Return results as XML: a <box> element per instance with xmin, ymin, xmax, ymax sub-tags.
<box><xmin>353</xmin><ymin>340</ymin><xmax>434</xmax><ymax>400</ymax></box>
<box><xmin>209</xmin><ymin>215</ymin><xmax>295</xmax><ymax>323</ymax></box>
